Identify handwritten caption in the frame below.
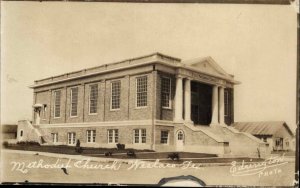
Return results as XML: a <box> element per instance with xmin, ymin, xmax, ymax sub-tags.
<box><xmin>229</xmin><ymin>154</ymin><xmax>288</xmax><ymax>178</ymax></box>
<box><xmin>10</xmin><ymin>159</ymin><xmax>203</xmax><ymax>174</ymax></box>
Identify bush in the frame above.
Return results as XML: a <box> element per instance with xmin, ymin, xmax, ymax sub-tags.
<box><xmin>3</xmin><ymin>141</ymin><xmax>9</xmax><ymax>148</ymax></box>
<box><xmin>116</xmin><ymin>143</ymin><xmax>125</xmax><ymax>150</ymax></box>
<box><xmin>168</xmin><ymin>153</ymin><xmax>180</xmax><ymax>161</ymax></box>
<box><xmin>104</xmin><ymin>151</ymin><xmax>112</xmax><ymax>156</ymax></box>
<box><xmin>17</xmin><ymin>141</ymin><xmax>40</xmax><ymax>146</ymax></box>
<box><xmin>127</xmin><ymin>150</ymin><xmax>136</xmax><ymax>158</ymax></box>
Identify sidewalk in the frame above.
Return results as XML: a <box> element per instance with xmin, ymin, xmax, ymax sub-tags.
<box><xmin>2</xmin><ymin>149</ymin><xmax>295</xmax><ymax>167</ymax></box>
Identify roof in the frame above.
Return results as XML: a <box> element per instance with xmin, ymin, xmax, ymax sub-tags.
<box><xmin>30</xmin><ymin>52</ymin><xmax>239</xmax><ymax>89</ymax></box>
<box><xmin>232</xmin><ymin>121</ymin><xmax>294</xmax><ymax>136</ymax></box>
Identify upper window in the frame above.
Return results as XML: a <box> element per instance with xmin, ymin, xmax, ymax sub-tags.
<box><xmin>161</xmin><ymin>77</ymin><xmax>171</xmax><ymax>108</ymax></box>
<box><xmin>70</xmin><ymin>87</ymin><xmax>79</xmax><ymax>117</ymax></box>
<box><xmin>134</xmin><ymin>129</ymin><xmax>146</xmax><ymax>144</ymax></box>
<box><xmin>87</xmin><ymin>130</ymin><xmax>96</xmax><ymax>143</ymax></box>
<box><xmin>54</xmin><ymin>90</ymin><xmax>61</xmax><ymax>118</ymax></box>
<box><xmin>136</xmin><ymin>76</ymin><xmax>148</xmax><ymax>107</ymax></box>
<box><xmin>160</xmin><ymin>130</ymin><xmax>169</xmax><ymax>144</ymax></box>
<box><xmin>111</xmin><ymin>81</ymin><xmax>121</xmax><ymax>110</ymax></box>
<box><xmin>89</xmin><ymin>84</ymin><xmax>98</xmax><ymax>114</ymax></box>
<box><xmin>224</xmin><ymin>90</ymin><xmax>229</xmax><ymax>117</ymax></box>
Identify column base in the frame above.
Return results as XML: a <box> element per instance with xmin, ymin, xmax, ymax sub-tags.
<box><xmin>210</xmin><ymin>123</ymin><xmax>227</xmax><ymax>128</ymax></box>
<box><xmin>174</xmin><ymin>119</ymin><xmax>184</xmax><ymax>123</ymax></box>
<box><xmin>184</xmin><ymin>120</ymin><xmax>194</xmax><ymax>125</ymax></box>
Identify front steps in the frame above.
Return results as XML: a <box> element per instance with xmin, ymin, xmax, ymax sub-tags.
<box><xmin>201</xmin><ymin>124</ymin><xmax>270</xmax><ymax>158</ymax></box>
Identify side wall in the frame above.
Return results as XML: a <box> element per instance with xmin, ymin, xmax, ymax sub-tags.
<box><xmin>33</xmin><ymin>66</ymin><xmax>155</xmax><ymax>124</ymax></box>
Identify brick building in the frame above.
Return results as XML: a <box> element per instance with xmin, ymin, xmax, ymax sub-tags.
<box><xmin>17</xmin><ymin>53</ymin><xmax>269</xmax><ymax>156</ymax></box>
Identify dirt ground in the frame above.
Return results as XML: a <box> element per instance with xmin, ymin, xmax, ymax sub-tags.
<box><xmin>1</xmin><ymin>151</ymin><xmax>296</xmax><ymax>186</ymax></box>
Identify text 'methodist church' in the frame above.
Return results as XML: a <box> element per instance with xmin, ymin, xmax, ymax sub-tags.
<box><xmin>17</xmin><ymin>53</ymin><xmax>269</xmax><ymax>157</ymax></box>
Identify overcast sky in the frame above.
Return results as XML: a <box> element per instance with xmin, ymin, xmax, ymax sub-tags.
<box><xmin>1</xmin><ymin>2</ymin><xmax>297</xmax><ymax>130</ymax></box>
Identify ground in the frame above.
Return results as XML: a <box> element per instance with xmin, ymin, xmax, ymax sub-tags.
<box><xmin>1</xmin><ymin>150</ymin><xmax>296</xmax><ymax>186</ymax></box>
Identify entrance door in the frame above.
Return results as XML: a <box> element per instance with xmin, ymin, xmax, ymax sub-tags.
<box><xmin>176</xmin><ymin>130</ymin><xmax>184</xmax><ymax>151</ymax></box>
<box><xmin>191</xmin><ymin>82</ymin><xmax>212</xmax><ymax>125</ymax></box>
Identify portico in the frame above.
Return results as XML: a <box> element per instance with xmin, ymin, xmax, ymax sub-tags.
<box><xmin>172</xmin><ymin>57</ymin><xmax>236</xmax><ymax>126</ymax></box>
<box><xmin>173</xmin><ymin>76</ymin><xmax>230</xmax><ymax>126</ymax></box>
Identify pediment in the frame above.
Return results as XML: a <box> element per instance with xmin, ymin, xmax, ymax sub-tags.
<box><xmin>183</xmin><ymin>56</ymin><xmax>232</xmax><ymax>79</ymax></box>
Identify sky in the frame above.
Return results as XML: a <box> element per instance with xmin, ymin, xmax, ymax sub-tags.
<box><xmin>1</xmin><ymin>2</ymin><xmax>298</xmax><ymax>131</ymax></box>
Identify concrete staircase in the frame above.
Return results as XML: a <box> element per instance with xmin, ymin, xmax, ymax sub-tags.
<box><xmin>17</xmin><ymin>120</ymin><xmax>52</xmax><ymax>145</ymax></box>
<box><xmin>207</xmin><ymin>125</ymin><xmax>269</xmax><ymax>157</ymax></box>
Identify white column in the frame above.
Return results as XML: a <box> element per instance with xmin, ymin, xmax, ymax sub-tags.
<box><xmin>219</xmin><ymin>86</ymin><xmax>225</xmax><ymax>125</ymax></box>
<box><xmin>184</xmin><ymin>78</ymin><xmax>192</xmax><ymax>123</ymax></box>
<box><xmin>174</xmin><ymin>76</ymin><xmax>183</xmax><ymax>122</ymax></box>
<box><xmin>211</xmin><ymin>85</ymin><xmax>219</xmax><ymax>124</ymax></box>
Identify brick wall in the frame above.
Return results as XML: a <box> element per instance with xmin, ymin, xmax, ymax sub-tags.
<box><xmin>33</xmin><ymin>66</ymin><xmax>156</xmax><ymax>124</ymax></box>
<box><xmin>41</xmin><ymin>124</ymin><xmax>153</xmax><ymax>149</ymax></box>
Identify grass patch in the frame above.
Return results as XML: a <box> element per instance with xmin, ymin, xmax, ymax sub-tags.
<box><xmin>4</xmin><ymin>144</ymin><xmax>154</xmax><ymax>155</ymax></box>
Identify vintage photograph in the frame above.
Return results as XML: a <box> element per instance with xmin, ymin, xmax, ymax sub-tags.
<box><xmin>1</xmin><ymin>1</ymin><xmax>298</xmax><ymax>186</ymax></box>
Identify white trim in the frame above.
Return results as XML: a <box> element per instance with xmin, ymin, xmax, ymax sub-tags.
<box><xmin>39</xmin><ymin>120</ymin><xmax>152</xmax><ymax>128</ymax></box>
<box><xmin>110</xmin><ymin>80</ymin><xmax>121</xmax><ymax>111</ymax></box>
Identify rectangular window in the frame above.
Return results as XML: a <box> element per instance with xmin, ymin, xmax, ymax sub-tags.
<box><xmin>161</xmin><ymin>77</ymin><xmax>171</xmax><ymax>108</ymax></box>
<box><xmin>160</xmin><ymin>130</ymin><xmax>169</xmax><ymax>144</ymax></box>
<box><xmin>70</xmin><ymin>87</ymin><xmax>79</xmax><ymax>117</ymax></box>
<box><xmin>108</xmin><ymin>129</ymin><xmax>119</xmax><ymax>143</ymax></box>
<box><xmin>89</xmin><ymin>84</ymin><xmax>98</xmax><ymax>114</ymax></box>
<box><xmin>224</xmin><ymin>90</ymin><xmax>229</xmax><ymax>116</ymax></box>
<box><xmin>136</xmin><ymin>76</ymin><xmax>148</xmax><ymax>107</ymax></box>
<box><xmin>134</xmin><ymin>129</ymin><xmax>146</xmax><ymax>144</ymax></box>
<box><xmin>67</xmin><ymin>132</ymin><xmax>76</xmax><ymax>145</ymax></box>
<box><xmin>54</xmin><ymin>90</ymin><xmax>61</xmax><ymax>118</ymax></box>
<box><xmin>111</xmin><ymin>81</ymin><xmax>121</xmax><ymax>110</ymax></box>
<box><xmin>51</xmin><ymin>133</ymin><xmax>58</xmax><ymax>143</ymax></box>
<box><xmin>86</xmin><ymin>130</ymin><xmax>96</xmax><ymax>143</ymax></box>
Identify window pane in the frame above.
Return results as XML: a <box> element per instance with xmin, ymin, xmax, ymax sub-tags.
<box><xmin>89</xmin><ymin>84</ymin><xmax>98</xmax><ymax>114</ymax></box>
<box><xmin>161</xmin><ymin>77</ymin><xmax>171</xmax><ymax>108</ymax></box>
<box><xmin>160</xmin><ymin>131</ymin><xmax>169</xmax><ymax>144</ymax></box>
<box><xmin>134</xmin><ymin>129</ymin><xmax>139</xmax><ymax>143</ymax></box>
<box><xmin>111</xmin><ymin>81</ymin><xmax>121</xmax><ymax>109</ymax></box>
<box><xmin>114</xmin><ymin>129</ymin><xmax>119</xmax><ymax>143</ymax></box>
<box><xmin>71</xmin><ymin>87</ymin><xmax>78</xmax><ymax>116</ymax></box>
<box><xmin>54</xmin><ymin>91</ymin><xmax>61</xmax><ymax>117</ymax></box>
<box><xmin>141</xmin><ymin>129</ymin><xmax>146</xmax><ymax>143</ymax></box>
<box><xmin>136</xmin><ymin>76</ymin><xmax>147</xmax><ymax>107</ymax></box>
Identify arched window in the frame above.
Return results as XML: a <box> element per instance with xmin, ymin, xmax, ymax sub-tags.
<box><xmin>20</xmin><ymin>130</ymin><xmax>23</xmax><ymax>137</ymax></box>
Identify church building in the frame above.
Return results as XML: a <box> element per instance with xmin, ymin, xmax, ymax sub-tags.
<box><xmin>17</xmin><ymin>53</ymin><xmax>269</xmax><ymax>157</ymax></box>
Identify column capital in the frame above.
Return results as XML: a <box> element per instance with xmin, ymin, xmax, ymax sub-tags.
<box><xmin>175</xmin><ymin>74</ymin><xmax>185</xmax><ymax>79</ymax></box>
<box><xmin>185</xmin><ymin>76</ymin><xmax>193</xmax><ymax>81</ymax></box>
